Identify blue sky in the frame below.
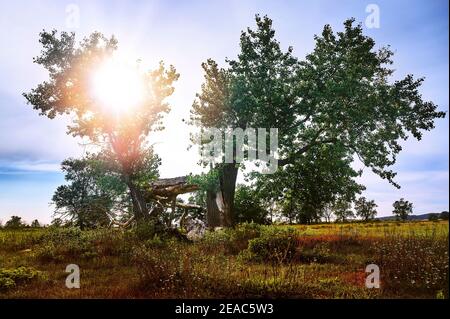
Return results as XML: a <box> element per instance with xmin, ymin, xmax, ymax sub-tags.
<box><xmin>0</xmin><ymin>0</ymin><xmax>448</xmax><ymax>224</ymax></box>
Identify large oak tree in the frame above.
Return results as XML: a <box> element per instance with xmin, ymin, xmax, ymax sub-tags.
<box><xmin>191</xmin><ymin>15</ymin><xmax>445</xmax><ymax>227</ymax></box>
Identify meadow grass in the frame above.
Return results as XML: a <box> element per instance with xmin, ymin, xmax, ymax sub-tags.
<box><xmin>0</xmin><ymin>221</ymin><xmax>448</xmax><ymax>299</ymax></box>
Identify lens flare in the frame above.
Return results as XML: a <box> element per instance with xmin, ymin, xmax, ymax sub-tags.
<box><xmin>91</xmin><ymin>58</ymin><xmax>145</xmax><ymax>114</ymax></box>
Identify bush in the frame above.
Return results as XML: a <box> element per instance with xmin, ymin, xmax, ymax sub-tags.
<box><xmin>201</xmin><ymin>222</ymin><xmax>262</xmax><ymax>255</ymax></box>
<box><xmin>0</xmin><ymin>228</ymin><xmax>44</xmax><ymax>252</ymax></box>
<box><xmin>0</xmin><ymin>266</ymin><xmax>42</xmax><ymax>290</ymax></box>
<box><xmin>228</xmin><ymin>223</ymin><xmax>263</xmax><ymax>251</ymax></box>
<box><xmin>39</xmin><ymin>227</ymin><xmax>91</xmax><ymax>250</ymax></box>
<box><xmin>132</xmin><ymin>220</ymin><xmax>164</xmax><ymax>241</ymax></box>
<box><xmin>241</xmin><ymin>227</ymin><xmax>299</xmax><ymax>264</ymax></box>
<box><xmin>300</xmin><ymin>242</ymin><xmax>332</xmax><ymax>263</ymax></box>
<box><xmin>33</xmin><ymin>227</ymin><xmax>97</xmax><ymax>262</ymax></box>
<box><xmin>33</xmin><ymin>242</ymin><xmax>62</xmax><ymax>262</ymax></box>
<box><xmin>22</xmin><ymin>226</ymin><xmax>141</xmax><ymax>263</ymax></box>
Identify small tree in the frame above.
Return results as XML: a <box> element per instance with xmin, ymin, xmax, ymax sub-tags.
<box><xmin>322</xmin><ymin>204</ymin><xmax>334</xmax><ymax>223</ymax></box>
<box><xmin>5</xmin><ymin>216</ymin><xmax>26</xmax><ymax>229</ymax></box>
<box><xmin>354</xmin><ymin>197</ymin><xmax>378</xmax><ymax>222</ymax></box>
<box><xmin>393</xmin><ymin>198</ymin><xmax>413</xmax><ymax>221</ymax></box>
<box><xmin>30</xmin><ymin>219</ymin><xmax>41</xmax><ymax>228</ymax></box>
<box><xmin>440</xmin><ymin>211</ymin><xmax>449</xmax><ymax>221</ymax></box>
<box><xmin>333</xmin><ymin>199</ymin><xmax>355</xmax><ymax>223</ymax></box>
<box><xmin>53</xmin><ymin>151</ymin><xmax>160</xmax><ymax>229</ymax></box>
<box><xmin>255</xmin><ymin>143</ymin><xmax>365</xmax><ymax>225</ymax></box>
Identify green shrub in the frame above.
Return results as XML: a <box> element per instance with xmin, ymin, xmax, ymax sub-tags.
<box><xmin>0</xmin><ymin>266</ymin><xmax>42</xmax><ymax>290</ymax></box>
<box><xmin>241</xmin><ymin>227</ymin><xmax>299</xmax><ymax>264</ymax></box>
<box><xmin>33</xmin><ymin>227</ymin><xmax>97</xmax><ymax>262</ymax></box>
<box><xmin>201</xmin><ymin>222</ymin><xmax>262</xmax><ymax>255</ymax></box>
<box><xmin>132</xmin><ymin>220</ymin><xmax>163</xmax><ymax>241</ymax></box>
<box><xmin>0</xmin><ymin>229</ymin><xmax>45</xmax><ymax>252</ymax></box>
<box><xmin>300</xmin><ymin>242</ymin><xmax>332</xmax><ymax>263</ymax></box>
<box><xmin>38</xmin><ymin>227</ymin><xmax>83</xmax><ymax>243</ymax></box>
<box><xmin>33</xmin><ymin>242</ymin><xmax>62</xmax><ymax>262</ymax></box>
<box><xmin>0</xmin><ymin>277</ymin><xmax>15</xmax><ymax>290</ymax></box>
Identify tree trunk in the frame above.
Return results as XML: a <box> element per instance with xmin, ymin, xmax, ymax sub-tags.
<box><xmin>128</xmin><ymin>182</ymin><xmax>148</xmax><ymax>221</ymax></box>
<box><xmin>219</xmin><ymin>163</ymin><xmax>238</xmax><ymax>227</ymax></box>
<box><xmin>204</xmin><ymin>164</ymin><xmax>238</xmax><ymax>228</ymax></box>
<box><xmin>206</xmin><ymin>190</ymin><xmax>222</xmax><ymax>228</ymax></box>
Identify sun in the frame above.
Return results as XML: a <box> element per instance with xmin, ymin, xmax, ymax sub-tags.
<box><xmin>91</xmin><ymin>57</ymin><xmax>146</xmax><ymax>114</ymax></box>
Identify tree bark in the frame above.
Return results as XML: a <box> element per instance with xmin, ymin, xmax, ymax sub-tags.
<box><xmin>127</xmin><ymin>182</ymin><xmax>148</xmax><ymax>221</ymax></box>
<box><xmin>206</xmin><ymin>190</ymin><xmax>222</xmax><ymax>228</ymax></box>
<box><xmin>218</xmin><ymin>163</ymin><xmax>239</xmax><ymax>227</ymax></box>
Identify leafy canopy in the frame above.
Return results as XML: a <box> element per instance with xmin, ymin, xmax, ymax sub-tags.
<box><xmin>191</xmin><ymin>16</ymin><xmax>445</xmax><ymax>187</ymax></box>
<box><xmin>24</xmin><ymin>30</ymin><xmax>178</xmax><ymax>180</ymax></box>
<box><xmin>354</xmin><ymin>197</ymin><xmax>378</xmax><ymax>221</ymax></box>
<box><xmin>393</xmin><ymin>198</ymin><xmax>413</xmax><ymax>221</ymax></box>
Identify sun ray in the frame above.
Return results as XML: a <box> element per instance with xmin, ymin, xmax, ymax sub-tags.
<box><xmin>91</xmin><ymin>56</ymin><xmax>145</xmax><ymax>114</ymax></box>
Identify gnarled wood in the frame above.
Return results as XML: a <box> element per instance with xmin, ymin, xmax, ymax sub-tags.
<box><xmin>147</xmin><ymin>176</ymin><xmax>199</xmax><ymax>198</ymax></box>
<box><xmin>106</xmin><ymin>212</ymin><xmax>135</xmax><ymax>229</ymax></box>
<box><xmin>143</xmin><ymin>176</ymin><xmax>203</xmax><ymax>226</ymax></box>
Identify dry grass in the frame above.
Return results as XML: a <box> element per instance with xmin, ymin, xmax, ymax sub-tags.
<box><xmin>0</xmin><ymin>221</ymin><xmax>448</xmax><ymax>299</ymax></box>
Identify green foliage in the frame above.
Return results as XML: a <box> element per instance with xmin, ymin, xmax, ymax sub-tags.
<box><xmin>0</xmin><ymin>266</ymin><xmax>42</xmax><ymax>290</ymax></box>
<box><xmin>354</xmin><ymin>197</ymin><xmax>378</xmax><ymax>221</ymax></box>
<box><xmin>291</xmin><ymin>18</ymin><xmax>445</xmax><ymax>187</ymax></box>
<box><xmin>332</xmin><ymin>199</ymin><xmax>355</xmax><ymax>223</ymax></box>
<box><xmin>34</xmin><ymin>227</ymin><xmax>94</xmax><ymax>261</ymax></box>
<box><xmin>187</xmin><ymin>170</ymin><xmax>220</xmax><ymax>193</ymax></box>
<box><xmin>131</xmin><ymin>219</ymin><xmax>167</xmax><ymax>242</ymax></box>
<box><xmin>190</xmin><ymin>15</ymin><xmax>444</xmax><ymax>227</ymax></box>
<box><xmin>255</xmin><ymin>143</ymin><xmax>365</xmax><ymax>225</ymax></box>
<box><xmin>234</xmin><ymin>184</ymin><xmax>269</xmax><ymax>224</ymax></box>
<box><xmin>30</xmin><ymin>219</ymin><xmax>41</xmax><ymax>228</ymax></box>
<box><xmin>186</xmin><ymin>170</ymin><xmax>220</xmax><ymax>212</ymax></box>
<box><xmin>52</xmin><ymin>150</ymin><xmax>160</xmax><ymax>229</ymax></box>
<box><xmin>300</xmin><ymin>242</ymin><xmax>333</xmax><ymax>263</ymax></box>
<box><xmin>52</xmin><ymin>156</ymin><xmax>117</xmax><ymax>229</ymax></box>
<box><xmin>23</xmin><ymin>30</ymin><xmax>177</xmax><ymax>220</ymax></box>
<box><xmin>393</xmin><ymin>198</ymin><xmax>413</xmax><ymax>221</ymax></box>
<box><xmin>132</xmin><ymin>241</ymin><xmax>192</xmax><ymax>290</ymax></box>
<box><xmin>241</xmin><ymin>227</ymin><xmax>299</xmax><ymax>264</ymax></box>
<box><xmin>201</xmin><ymin>222</ymin><xmax>263</xmax><ymax>254</ymax></box>
<box><xmin>228</xmin><ymin>222</ymin><xmax>264</xmax><ymax>251</ymax></box>
<box><xmin>4</xmin><ymin>216</ymin><xmax>26</xmax><ymax>229</ymax></box>
<box><xmin>32</xmin><ymin>227</ymin><xmax>125</xmax><ymax>262</ymax></box>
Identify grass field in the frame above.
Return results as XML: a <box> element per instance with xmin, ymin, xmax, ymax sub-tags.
<box><xmin>0</xmin><ymin>221</ymin><xmax>448</xmax><ymax>299</ymax></box>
